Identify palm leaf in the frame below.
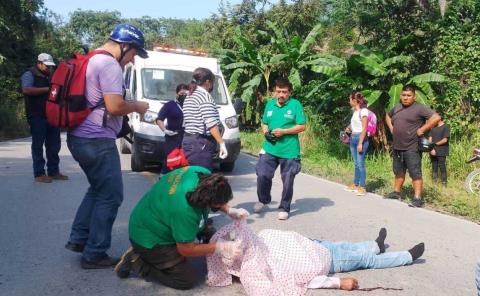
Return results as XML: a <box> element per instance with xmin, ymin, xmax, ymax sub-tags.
<box><xmin>353</xmin><ymin>44</ymin><xmax>383</xmax><ymax>64</ymax></box>
<box><xmin>354</xmin><ymin>55</ymin><xmax>386</xmax><ymax>77</ymax></box>
<box><xmin>415</xmin><ymin>90</ymin><xmax>430</xmax><ymax>106</ymax></box>
<box><xmin>227</xmin><ymin>68</ymin><xmax>243</xmax><ymax>94</ymax></box>
<box><xmin>288</xmin><ymin>68</ymin><xmax>301</xmax><ymax>89</ymax></box>
<box><xmin>381</xmin><ymin>55</ymin><xmax>412</xmax><ymax>68</ymax></box>
<box><xmin>299</xmin><ymin>24</ymin><xmax>322</xmax><ymax>56</ymax></box>
<box><xmin>363</xmin><ymin>90</ymin><xmax>383</xmax><ymax>107</ymax></box>
<box><xmin>414</xmin><ymin>82</ymin><xmax>435</xmax><ymax>99</ymax></box>
<box><xmin>224</xmin><ymin>61</ymin><xmax>255</xmax><ymax>70</ymax></box>
<box><xmin>269</xmin><ymin>54</ymin><xmax>288</xmax><ymax>64</ymax></box>
<box><xmin>386</xmin><ymin>84</ymin><xmax>403</xmax><ymax>112</ymax></box>
<box><xmin>311</xmin><ymin>65</ymin><xmax>340</xmax><ymax>77</ymax></box>
<box><xmin>241</xmin><ymin>73</ymin><xmax>262</xmax><ymax>88</ymax></box>
<box><xmin>408</xmin><ymin>73</ymin><xmax>446</xmax><ymax>84</ymax></box>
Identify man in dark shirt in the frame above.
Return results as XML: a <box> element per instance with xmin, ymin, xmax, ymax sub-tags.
<box><xmin>428</xmin><ymin>114</ymin><xmax>450</xmax><ymax>186</ymax></box>
<box><xmin>21</xmin><ymin>53</ymin><xmax>68</xmax><ymax>183</ymax></box>
<box><xmin>385</xmin><ymin>85</ymin><xmax>440</xmax><ymax>207</ymax></box>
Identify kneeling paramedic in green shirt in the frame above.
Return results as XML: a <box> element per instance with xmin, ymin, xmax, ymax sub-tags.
<box><xmin>253</xmin><ymin>78</ymin><xmax>306</xmax><ymax>221</ymax></box>
<box><xmin>115</xmin><ymin>166</ymin><xmax>248</xmax><ymax>290</ymax></box>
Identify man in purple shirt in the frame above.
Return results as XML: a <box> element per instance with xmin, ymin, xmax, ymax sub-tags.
<box><xmin>64</xmin><ymin>24</ymin><xmax>149</xmax><ymax>269</ymax></box>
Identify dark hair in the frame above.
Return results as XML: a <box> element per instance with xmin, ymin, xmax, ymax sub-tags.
<box><xmin>186</xmin><ymin>173</ymin><xmax>233</xmax><ymax>208</ymax></box>
<box><xmin>189</xmin><ymin>67</ymin><xmax>215</xmax><ymax>94</ymax></box>
<box><xmin>350</xmin><ymin>91</ymin><xmax>368</xmax><ymax>108</ymax></box>
<box><xmin>274</xmin><ymin>77</ymin><xmax>293</xmax><ymax>91</ymax></box>
<box><xmin>402</xmin><ymin>84</ymin><xmax>416</xmax><ymax>93</ymax></box>
<box><xmin>176</xmin><ymin>83</ymin><xmax>189</xmax><ymax>94</ymax></box>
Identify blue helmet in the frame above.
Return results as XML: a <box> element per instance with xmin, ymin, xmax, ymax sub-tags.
<box><xmin>109</xmin><ymin>24</ymin><xmax>148</xmax><ymax>58</ymax></box>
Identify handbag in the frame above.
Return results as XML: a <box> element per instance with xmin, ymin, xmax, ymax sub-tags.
<box><xmin>339</xmin><ymin>131</ymin><xmax>351</xmax><ymax>145</ymax></box>
<box><xmin>166</xmin><ymin>147</ymin><xmax>189</xmax><ymax>171</ymax></box>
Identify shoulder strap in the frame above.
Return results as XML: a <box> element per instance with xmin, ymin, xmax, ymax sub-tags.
<box><xmin>86</xmin><ymin>50</ymin><xmax>118</xmax><ymax>127</ymax></box>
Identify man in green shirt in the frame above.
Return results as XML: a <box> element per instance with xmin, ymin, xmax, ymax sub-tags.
<box><xmin>253</xmin><ymin>78</ymin><xmax>306</xmax><ymax>220</ymax></box>
<box><xmin>115</xmin><ymin>166</ymin><xmax>249</xmax><ymax>290</ymax></box>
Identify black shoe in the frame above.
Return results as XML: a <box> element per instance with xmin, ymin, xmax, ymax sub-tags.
<box><xmin>408</xmin><ymin>243</ymin><xmax>425</xmax><ymax>261</ymax></box>
<box><xmin>81</xmin><ymin>255</ymin><xmax>120</xmax><ymax>269</ymax></box>
<box><xmin>375</xmin><ymin>228</ymin><xmax>387</xmax><ymax>254</ymax></box>
<box><xmin>409</xmin><ymin>198</ymin><xmax>425</xmax><ymax>208</ymax></box>
<box><xmin>65</xmin><ymin>241</ymin><xmax>85</xmax><ymax>253</ymax></box>
<box><xmin>115</xmin><ymin>247</ymin><xmax>136</xmax><ymax>278</ymax></box>
<box><xmin>385</xmin><ymin>191</ymin><xmax>401</xmax><ymax>199</ymax></box>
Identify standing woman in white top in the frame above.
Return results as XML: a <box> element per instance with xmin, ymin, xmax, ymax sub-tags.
<box><xmin>344</xmin><ymin>91</ymin><xmax>369</xmax><ymax>196</ymax></box>
<box><xmin>182</xmin><ymin>68</ymin><xmax>228</xmax><ymax>170</ymax></box>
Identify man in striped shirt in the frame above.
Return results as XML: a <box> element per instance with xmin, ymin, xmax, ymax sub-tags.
<box><xmin>182</xmin><ymin>68</ymin><xmax>228</xmax><ymax>171</ymax></box>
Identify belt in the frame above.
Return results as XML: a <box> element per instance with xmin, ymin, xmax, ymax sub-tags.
<box><xmin>184</xmin><ymin>132</ymin><xmax>213</xmax><ymax>139</ymax></box>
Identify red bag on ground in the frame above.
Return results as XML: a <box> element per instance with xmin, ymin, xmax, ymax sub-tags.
<box><xmin>46</xmin><ymin>50</ymin><xmax>110</xmax><ymax>128</ymax></box>
<box><xmin>166</xmin><ymin>148</ymin><xmax>189</xmax><ymax>171</ymax></box>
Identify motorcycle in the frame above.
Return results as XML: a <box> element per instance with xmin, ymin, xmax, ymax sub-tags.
<box><xmin>464</xmin><ymin>148</ymin><xmax>480</xmax><ymax>194</ymax></box>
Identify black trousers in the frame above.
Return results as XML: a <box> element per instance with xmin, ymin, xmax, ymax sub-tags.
<box><xmin>130</xmin><ymin>227</ymin><xmax>214</xmax><ymax>290</ymax></box>
<box><xmin>430</xmin><ymin>155</ymin><xmax>447</xmax><ymax>184</ymax></box>
<box><xmin>132</xmin><ymin>242</ymin><xmax>197</xmax><ymax>290</ymax></box>
<box><xmin>182</xmin><ymin>134</ymin><xmax>217</xmax><ymax>171</ymax></box>
<box><xmin>255</xmin><ymin>152</ymin><xmax>301</xmax><ymax>212</ymax></box>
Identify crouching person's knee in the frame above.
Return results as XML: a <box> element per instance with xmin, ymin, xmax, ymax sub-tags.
<box><xmin>172</xmin><ymin>267</ymin><xmax>197</xmax><ymax>290</ymax></box>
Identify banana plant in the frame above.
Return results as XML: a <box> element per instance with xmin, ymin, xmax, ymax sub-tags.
<box><xmin>263</xmin><ymin>20</ymin><xmax>331</xmax><ymax>89</ymax></box>
<box><xmin>217</xmin><ymin>27</ymin><xmax>277</xmax><ymax>125</ymax></box>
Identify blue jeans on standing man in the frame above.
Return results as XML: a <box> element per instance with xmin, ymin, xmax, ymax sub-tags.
<box><xmin>349</xmin><ymin>133</ymin><xmax>369</xmax><ymax>188</ymax></box>
<box><xmin>66</xmin><ymin>135</ymin><xmax>123</xmax><ymax>262</ymax></box>
<box><xmin>28</xmin><ymin>116</ymin><xmax>61</xmax><ymax>177</ymax></box>
<box><xmin>476</xmin><ymin>260</ymin><xmax>480</xmax><ymax>296</ymax></box>
<box><xmin>317</xmin><ymin>240</ymin><xmax>412</xmax><ymax>273</ymax></box>
<box><xmin>256</xmin><ymin>152</ymin><xmax>301</xmax><ymax>212</ymax></box>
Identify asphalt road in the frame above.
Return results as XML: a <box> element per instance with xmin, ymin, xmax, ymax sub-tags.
<box><xmin>1</xmin><ymin>135</ymin><xmax>479</xmax><ymax>296</ymax></box>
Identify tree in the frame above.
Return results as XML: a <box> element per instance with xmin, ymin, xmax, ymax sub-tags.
<box><xmin>310</xmin><ymin>44</ymin><xmax>445</xmax><ymax>148</ymax></box>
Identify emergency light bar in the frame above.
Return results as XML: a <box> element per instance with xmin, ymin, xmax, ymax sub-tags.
<box><xmin>153</xmin><ymin>46</ymin><xmax>208</xmax><ymax>57</ymax></box>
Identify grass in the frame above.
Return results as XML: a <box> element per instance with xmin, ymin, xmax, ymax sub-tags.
<box><xmin>241</xmin><ymin>130</ymin><xmax>480</xmax><ymax>222</ymax></box>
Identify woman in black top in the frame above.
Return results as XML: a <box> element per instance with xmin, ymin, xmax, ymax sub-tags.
<box><xmin>156</xmin><ymin>83</ymin><xmax>189</xmax><ymax>173</ymax></box>
<box><xmin>428</xmin><ymin>114</ymin><xmax>450</xmax><ymax>186</ymax></box>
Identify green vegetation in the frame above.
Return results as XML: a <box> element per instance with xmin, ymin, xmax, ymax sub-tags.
<box><xmin>1</xmin><ymin>0</ymin><xmax>480</xmax><ymax>220</ymax></box>
<box><xmin>241</xmin><ymin>130</ymin><xmax>480</xmax><ymax>221</ymax></box>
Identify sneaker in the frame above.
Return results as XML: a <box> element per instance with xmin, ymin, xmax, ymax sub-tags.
<box><xmin>409</xmin><ymin>198</ymin><xmax>425</xmax><ymax>208</ymax></box>
<box><xmin>277</xmin><ymin>211</ymin><xmax>289</xmax><ymax>220</ymax></box>
<box><xmin>253</xmin><ymin>202</ymin><xmax>266</xmax><ymax>213</ymax></box>
<box><xmin>115</xmin><ymin>247</ymin><xmax>136</xmax><ymax>278</ymax></box>
<box><xmin>50</xmin><ymin>173</ymin><xmax>69</xmax><ymax>180</ymax></box>
<box><xmin>81</xmin><ymin>255</ymin><xmax>120</xmax><ymax>270</ymax></box>
<box><xmin>35</xmin><ymin>175</ymin><xmax>52</xmax><ymax>183</ymax></box>
<box><xmin>385</xmin><ymin>191</ymin><xmax>401</xmax><ymax>199</ymax></box>
<box><xmin>65</xmin><ymin>241</ymin><xmax>85</xmax><ymax>253</ymax></box>
<box><xmin>344</xmin><ymin>184</ymin><xmax>358</xmax><ymax>192</ymax></box>
<box><xmin>355</xmin><ymin>187</ymin><xmax>367</xmax><ymax>196</ymax></box>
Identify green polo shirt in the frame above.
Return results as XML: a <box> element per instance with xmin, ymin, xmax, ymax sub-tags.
<box><xmin>261</xmin><ymin>97</ymin><xmax>306</xmax><ymax>159</ymax></box>
<box><xmin>128</xmin><ymin>166</ymin><xmax>211</xmax><ymax>248</ymax></box>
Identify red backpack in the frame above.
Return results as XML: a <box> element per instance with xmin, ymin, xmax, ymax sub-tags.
<box><xmin>46</xmin><ymin>50</ymin><xmax>110</xmax><ymax>129</ymax></box>
<box><xmin>166</xmin><ymin>148</ymin><xmax>190</xmax><ymax>171</ymax></box>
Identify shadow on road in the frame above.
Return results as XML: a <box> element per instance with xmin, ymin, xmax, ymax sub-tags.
<box><xmin>289</xmin><ymin>197</ymin><xmax>334</xmax><ymax>218</ymax></box>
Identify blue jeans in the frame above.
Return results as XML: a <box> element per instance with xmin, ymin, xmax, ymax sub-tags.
<box><xmin>349</xmin><ymin>133</ymin><xmax>369</xmax><ymax>187</ymax></box>
<box><xmin>256</xmin><ymin>152</ymin><xmax>301</xmax><ymax>212</ymax></box>
<box><xmin>28</xmin><ymin>116</ymin><xmax>61</xmax><ymax>177</ymax></box>
<box><xmin>317</xmin><ymin>240</ymin><xmax>412</xmax><ymax>273</ymax></box>
<box><xmin>476</xmin><ymin>260</ymin><xmax>480</xmax><ymax>296</ymax></box>
<box><xmin>67</xmin><ymin>135</ymin><xmax>123</xmax><ymax>261</ymax></box>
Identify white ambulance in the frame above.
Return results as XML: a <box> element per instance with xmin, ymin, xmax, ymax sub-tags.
<box><xmin>121</xmin><ymin>47</ymin><xmax>241</xmax><ymax>172</ymax></box>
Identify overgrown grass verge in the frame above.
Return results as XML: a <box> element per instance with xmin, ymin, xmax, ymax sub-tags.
<box><xmin>241</xmin><ymin>131</ymin><xmax>480</xmax><ymax>222</ymax></box>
